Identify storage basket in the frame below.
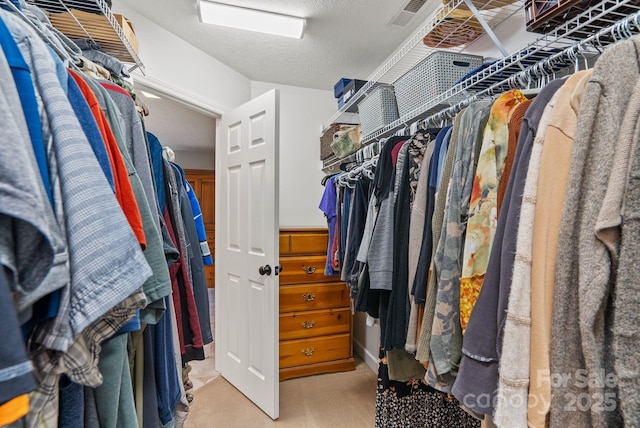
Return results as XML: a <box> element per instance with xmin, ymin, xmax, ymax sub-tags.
<box><xmin>393</xmin><ymin>51</ymin><xmax>483</xmax><ymax>117</ymax></box>
<box><xmin>523</xmin><ymin>0</ymin><xmax>628</xmax><ymax>34</ymax></box>
<box><xmin>330</xmin><ymin>126</ymin><xmax>362</xmax><ymax>158</ymax></box>
<box><xmin>357</xmin><ymin>85</ymin><xmax>399</xmax><ymax>136</ymax></box>
<box><xmin>525</xmin><ymin>0</ymin><xmax>587</xmax><ymax>33</ymax></box>
<box><xmin>320</xmin><ymin>123</ymin><xmax>352</xmax><ymax>160</ymax></box>
<box><xmin>423</xmin><ymin>9</ymin><xmax>484</xmax><ymax>49</ymax></box>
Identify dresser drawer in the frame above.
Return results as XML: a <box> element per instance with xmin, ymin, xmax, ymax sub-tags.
<box><xmin>280</xmin><ymin>308</ymin><xmax>351</xmax><ymax>340</ymax></box>
<box><xmin>290</xmin><ymin>231</ymin><xmax>327</xmax><ymax>255</ymax></box>
<box><xmin>280</xmin><ymin>282</ymin><xmax>350</xmax><ymax>312</ymax></box>
<box><xmin>204</xmin><ymin>265</ymin><xmax>215</xmax><ymax>288</ymax></box>
<box><xmin>280</xmin><ymin>229</ymin><xmax>328</xmax><ymax>256</ymax></box>
<box><xmin>280</xmin><ymin>333</ymin><xmax>352</xmax><ymax>368</ymax></box>
<box><xmin>279</xmin><ymin>255</ymin><xmax>334</xmax><ymax>285</ymax></box>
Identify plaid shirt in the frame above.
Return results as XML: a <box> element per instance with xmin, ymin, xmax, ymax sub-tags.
<box><xmin>28</xmin><ymin>290</ymin><xmax>146</xmax><ymax>426</ymax></box>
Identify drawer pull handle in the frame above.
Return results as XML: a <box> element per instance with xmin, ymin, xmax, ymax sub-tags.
<box><xmin>301</xmin><ymin>348</ymin><xmax>315</xmax><ymax>356</ymax></box>
<box><xmin>301</xmin><ymin>320</ymin><xmax>316</xmax><ymax>329</ymax></box>
<box><xmin>302</xmin><ymin>265</ymin><xmax>317</xmax><ymax>274</ymax></box>
<box><xmin>302</xmin><ymin>293</ymin><xmax>316</xmax><ymax>301</ymax></box>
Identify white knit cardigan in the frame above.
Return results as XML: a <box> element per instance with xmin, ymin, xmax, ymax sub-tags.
<box><xmin>493</xmin><ymin>91</ymin><xmax>560</xmax><ymax>427</ymax></box>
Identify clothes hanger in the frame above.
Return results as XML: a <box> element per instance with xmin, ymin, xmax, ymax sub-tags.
<box><xmin>549</xmin><ymin>57</ymin><xmax>558</xmax><ymax>81</ymax></box>
<box><xmin>355</xmin><ymin>147</ymin><xmax>363</xmax><ymax>166</ymax></box>
<box><xmin>576</xmin><ymin>45</ymin><xmax>591</xmax><ymax>71</ymax></box>
<box><xmin>1</xmin><ymin>0</ymin><xmax>66</xmax><ymax>61</ymax></box>
<box><xmin>345</xmin><ymin>170</ymin><xmax>358</xmax><ymax>189</ymax></box>
<box><xmin>362</xmin><ymin>159</ymin><xmax>376</xmax><ymax>180</ymax></box>
<box><xmin>1</xmin><ymin>0</ymin><xmax>82</xmax><ymax>68</ymax></box>
<box><xmin>634</xmin><ymin>13</ymin><xmax>640</xmax><ymax>34</ymax></box>
<box><xmin>568</xmin><ymin>45</ymin><xmax>580</xmax><ymax>74</ymax></box>
<box><xmin>395</xmin><ymin>123</ymin><xmax>409</xmax><ymax>137</ymax></box>
<box><xmin>409</xmin><ymin>120</ymin><xmax>421</xmax><ymax>136</ymax></box>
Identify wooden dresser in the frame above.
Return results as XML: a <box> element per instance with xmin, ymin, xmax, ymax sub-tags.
<box><xmin>279</xmin><ymin>228</ymin><xmax>355</xmax><ymax>381</ymax></box>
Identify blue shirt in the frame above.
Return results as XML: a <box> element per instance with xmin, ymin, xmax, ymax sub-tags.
<box><xmin>436</xmin><ymin>128</ymin><xmax>453</xmax><ymax>190</ymax></box>
<box><xmin>147</xmin><ymin>131</ymin><xmax>167</xmax><ymax>214</ymax></box>
<box><xmin>66</xmin><ymin>71</ymin><xmax>115</xmax><ymax>191</ymax></box>
<box><xmin>319</xmin><ymin>176</ymin><xmax>338</xmax><ymax>276</ymax></box>
<box><xmin>429</xmin><ymin>126</ymin><xmax>452</xmax><ymax>190</ymax></box>
<box><xmin>171</xmin><ymin>162</ymin><xmax>213</xmax><ymax>265</ymax></box>
<box><xmin>0</xmin><ymin>16</ymin><xmax>50</xmax><ymax>203</ymax></box>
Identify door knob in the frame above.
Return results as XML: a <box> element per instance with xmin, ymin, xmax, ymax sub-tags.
<box><xmin>259</xmin><ymin>265</ymin><xmax>272</xmax><ymax>276</ymax></box>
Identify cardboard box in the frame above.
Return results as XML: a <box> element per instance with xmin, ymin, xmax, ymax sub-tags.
<box><xmin>113</xmin><ymin>14</ymin><xmax>138</xmax><ymax>55</ymax></box>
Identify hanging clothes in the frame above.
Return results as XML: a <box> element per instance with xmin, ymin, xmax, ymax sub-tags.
<box><xmin>405</xmin><ymin>128</ymin><xmax>444</xmax><ymax>352</ymax></box>
<box><xmin>342</xmin><ymin>177</ymin><xmax>371</xmax><ymax>297</ymax></box>
<box><xmin>319</xmin><ymin>175</ymin><xmax>339</xmax><ymax>276</ymax></box>
<box><xmin>493</xmin><ymin>86</ymin><xmax>560</xmax><ymax>427</ymax></box>
<box><xmin>452</xmin><ymin>79</ymin><xmax>564</xmax><ymax>417</ymax></box>
<box><xmin>550</xmin><ymin>36</ymin><xmax>640</xmax><ymax>428</ymax></box>
<box><xmin>612</xmin><ymin>77</ymin><xmax>640</xmax><ymax>428</ymax></box>
<box><xmin>171</xmin><ymin>162</ymin><xmax>213</xmax><ymax>345</ymax></box>
<box><xmin>368</xmin><ymin>138</ymin><xmax>407</xmax><ymax>293</ymax></box>
<box><xmin>419</xmin><ymin>99</ymin><xmax>492</xmax><ymax>386</ymax></box>
<box><xmin>0</xmin><ymin>3</ymin><xmax>213</xmax><ymax>425</ymax></box>
<box><xmin>0</xmin><ymin>14</ymin><xmax>63</xmax><ymax>328</ymax></box>
<box><xmin>375</xmin><ymin>348</ymin><xmax>481</xmax><ymax>428</ymax></box>
<box><xmin>459</xmin><ymin>89</ymin><xmax>528</xmax><ymax>331</ymax></box>
<box><xmin>526</xmin><ymin>69</ymin><xmax>592</xmax><ymax>428</ymax></box>
<box><xmin>0</xmin><ymin>266</ymin><xmax>35</xmax><ymax>425</ymax></box>
<box><xmin>164</xmin><ymin>158</ymin><xmax>205</xmax><ymax>363</ymax></box>
<box><xmin>385</xmin><ymin>130</ymin><xmax>433</xmax><ymax>351</ymax></box>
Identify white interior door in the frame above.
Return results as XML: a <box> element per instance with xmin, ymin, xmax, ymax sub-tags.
<box><xmin>215</xmin><ymin>89</ymin><xmax>280</xmax><ymax>419</ymax></box>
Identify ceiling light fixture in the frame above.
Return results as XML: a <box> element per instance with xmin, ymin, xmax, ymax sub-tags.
<box><xmin>199</xmin><ymin>1</ymin><xmax>306</xmax><ymax>39</ymax></box>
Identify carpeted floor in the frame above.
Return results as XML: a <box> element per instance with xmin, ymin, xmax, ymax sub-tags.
<box><xmin>184</xmin><ymin>358</ymin><xmax>377</xmax><ymax>427</ymax></box>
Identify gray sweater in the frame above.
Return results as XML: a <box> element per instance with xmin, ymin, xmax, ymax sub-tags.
<box><xmin>610</xmin><ymin>68</ymin><xmax>640</xmax><ymax>427</ymax></box>
<box><xmin>551</xmin><ymin>36</ymin><xmax>640</xmax><ymax>428</ymax></box>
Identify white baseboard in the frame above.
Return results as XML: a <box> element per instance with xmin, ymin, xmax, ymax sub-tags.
<box><xmin>353</xmin><ymin>338</ymin><xmax>379</xmax><ymax>373</ymax></box>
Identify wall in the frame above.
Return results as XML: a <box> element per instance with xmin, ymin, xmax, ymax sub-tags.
<box><xmin>112</xmin><ymin>3</ymin><xmax>251</xmax><ymax>115</ymax></box>
<box><xmin>353</xmin><ymin>312</ymin><xmax>381</xmax><ymax>372</ymax></box>
<box><xmin>251</xmin><ymin>81</ymin><xmax>336</xmax><ymax>228</ymax></box>
<box><xmin>174</xmin><ymin>150</ymin><xmax>215</xmax><ymax>170</ymax></box>
<box><xmin>464</xmin><ymin>14</ymin><xmax>541</xmax><ymax>60</ymax></box>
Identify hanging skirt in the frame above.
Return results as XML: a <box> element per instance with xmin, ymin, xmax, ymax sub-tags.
<box><xmin>375</xmin><ymin>348</ymin><xmax>481</xmax><ymax>428</ymax></box>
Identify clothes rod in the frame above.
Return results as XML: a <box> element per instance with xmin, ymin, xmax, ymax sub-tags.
<box><xmin>321</xmin><ymin>7</ymin><xmax>640</xmax><ymax>172</ymax></box>
<box><xmin>364</xmin><ymin>10</ymin><xmax>640</xmax><ymax>142</ymax></box>
<box><xmin>419</xmin><ymin>11</ymin><xmax>640</xmax><ymax>129</ymax></box>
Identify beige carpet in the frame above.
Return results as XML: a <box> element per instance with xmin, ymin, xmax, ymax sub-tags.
<box><xmin>185</xmin><ymin>358</ymin><xmax>377</xmax><ymax>427</ymax></box>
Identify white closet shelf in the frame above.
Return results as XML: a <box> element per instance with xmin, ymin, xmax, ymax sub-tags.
<box><xmin>322</xmin><ymin>0</ymin><xmax>640</xmax><ymax>171</ymax></box>
<box><xmin>26</xmin><ymin>0</ymin><xmax>145</xmax><ymax>73</ymax></box>
<box><xmin>324</xmin><ymin>0</ymin><xmax>525</xmax><ymax>128</ymax></box>
<box><xmin>362</xmin><ymin>0</ymin><xmax>640</xmax><ymax>143</ymax></box>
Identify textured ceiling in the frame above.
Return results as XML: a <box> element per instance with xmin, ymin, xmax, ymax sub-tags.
<box><xmin>118</xmin><ymin>0</ymin><xmax>439</xmax><ymax>90</ymax></box>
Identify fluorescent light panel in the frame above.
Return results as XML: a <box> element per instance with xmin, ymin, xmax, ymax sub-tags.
<box><xmin>199</xmin><ymin>1</ymin><xmax>306</xmax><ymax>39</ymax></box>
